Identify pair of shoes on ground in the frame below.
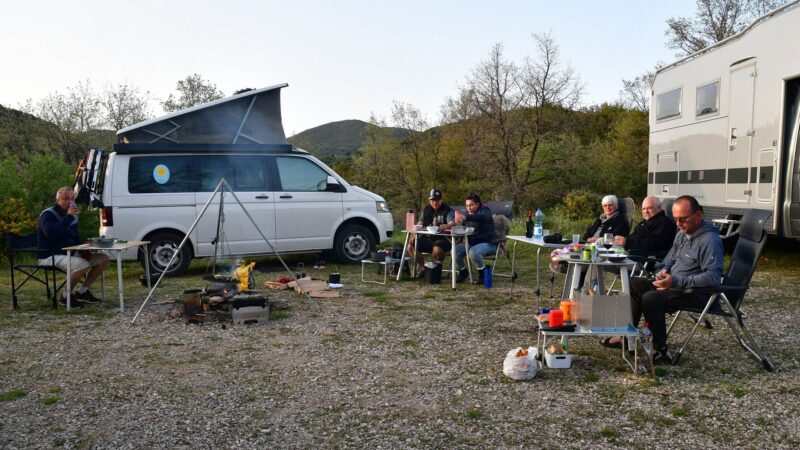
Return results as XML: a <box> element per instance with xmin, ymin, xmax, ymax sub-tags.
<box><xmin>313</xmin><ymin>259</ymin><xmax>327</xmax><ymax>269</ymax></box>
<box><xmin>651</xmin><ymin>346</ymin><xmax>674</xmax><ymax>364</ymax></box>
<box><xmin>415</xmin><ymin>270</ymin><xmax>426</xmax><ymax>279</ymax></box>
<box><xmin>58</xmin><ymin>290</ymin><xmax>102</xmax><ymax>308</ymax></box>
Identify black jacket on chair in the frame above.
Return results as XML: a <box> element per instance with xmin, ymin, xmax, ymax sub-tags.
<box><xmin>583</xmin><ymin>211</ymin><xmax>629</xmax><ymax>241</ymax></box>
<box><xmin>625</xmin><ymin>210</ymin><xmax>677</xmax><ymax>255</ymax></box>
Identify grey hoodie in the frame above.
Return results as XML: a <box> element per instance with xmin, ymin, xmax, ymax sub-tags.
<box><xmin>663</xmin><ymin>220</ymin><xmax>723</xmax><ymax>289</ymax></box>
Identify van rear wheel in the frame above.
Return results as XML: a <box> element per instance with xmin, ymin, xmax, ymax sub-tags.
<box><xmin>140</xmin><ymin>231</ymin><xmax>193</xmax><ymax>276</ymax></box>
<box><xmin>333</xmin><ymin>224</ymin><xmax>375</xmax><ymax>263</ymax></box>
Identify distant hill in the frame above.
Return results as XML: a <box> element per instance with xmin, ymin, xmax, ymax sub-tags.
<box><xmin>288</xmin><ymin>119</ymin><xmax>411</xmax><ymax>160</ymax></box>
<box><xmin>0</xmin><ymin>103</ymin><xmax>116</xmax><ymax>163</ymax></box>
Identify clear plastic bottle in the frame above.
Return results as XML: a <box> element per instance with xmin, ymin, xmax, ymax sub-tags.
<box><xmin>534</xmin><ymin>208</ymin><xmax>544</xmax><ymax>239</ymax></box>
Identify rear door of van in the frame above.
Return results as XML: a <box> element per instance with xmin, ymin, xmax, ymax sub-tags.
<box><xmin>194</xmin><ymin>155</ymin><xmax>276</xmax><ymax>257</ymax></box>
<box><xmin>271</xmin><ymin>155</ymin><xmax>343</xmax><ymax>252</ymax></box>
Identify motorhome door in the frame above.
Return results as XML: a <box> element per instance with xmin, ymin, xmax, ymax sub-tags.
<box><xmin>726</xmin><ymin>62</ymin><xmax>756</xmax><ymax>203</ymax></box>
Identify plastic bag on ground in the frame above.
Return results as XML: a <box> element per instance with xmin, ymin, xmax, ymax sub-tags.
<box><xmin>502</xmin><ymin>346</ymin><xmax>538</xmax><ymax>381</ymax></box>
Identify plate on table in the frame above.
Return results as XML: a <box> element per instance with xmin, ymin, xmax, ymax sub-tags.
<box><xmin>600</xmin><ymin>253</ymin><xmax>628</xmax><ymax>263</ymax></box>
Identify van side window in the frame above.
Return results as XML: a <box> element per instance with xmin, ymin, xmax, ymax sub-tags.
<box><xmin>656</xmin><ymin>88</ymin><xmax>682</xmax><ymax>121</ymax></box>
<box><xmin>197</xmin><ymin>156</ymin><xmax>267</xmax><ymax>192</ymax></box>
<box><xmin>128</xmin><ymin>156</ymin><xmax>196</xmax><ymax>193</ymax></box>
<box><xmin>696</xmin><ymin>81</ymin><xmax>719</xmax><ymax>116</ymax></box>
<box><xmin>276</xmin><ymin>157</ymin><xmax>329</xmax><ymax>191</ymax></box>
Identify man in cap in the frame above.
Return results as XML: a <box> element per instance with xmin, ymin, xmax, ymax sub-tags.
<box><xmin>407</xmin><ymin>189</ymin><xmax>456</xmax><ymax>278</ymax></box>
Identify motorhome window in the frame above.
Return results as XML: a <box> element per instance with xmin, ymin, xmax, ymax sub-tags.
<box><xmin>128</xmin><ymin>156</ymin><xmax>196</xmax><ymax>193</ymax></box>
<box><xmin>276</xmin><ymin>157</ymin><xmax>329</xmax><ymax>191</ymax></box>
<box><xmin>656</xmin><ymin>88</ymin><xmax>681</xmax><ymax>121</ymax></box>
<box><xmin>196</xmin><ymin>156</ymin><xmax>267</xmax><ymax>192</ymax></box>
<box><xmin>696</xmin><ymin>81</ymin><xmax>719</xmax><ymax>116</ymax></box>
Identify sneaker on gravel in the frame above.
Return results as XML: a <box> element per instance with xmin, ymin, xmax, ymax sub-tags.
<box><xmin>652</xmin><ymin>346</ymin><xmax>673</xmax><ymax>364</ymax></box>
<box><xmin>75</xmin><ymin>290</ymin><xmax>102</xmax><ymax>304</ymax></box>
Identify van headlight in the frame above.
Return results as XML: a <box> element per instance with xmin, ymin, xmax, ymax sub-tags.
<box><xmin>376</xmin><ymin>201</ymin><xmax>390</xmax><ymax>213</ymax></box>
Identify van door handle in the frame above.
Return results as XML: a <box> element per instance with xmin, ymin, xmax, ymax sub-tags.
<box><xmin>280</xmin><ymin>195</ymin><xmax>293</xmax><ymax>199</ymax></box>
<box><xmin>255</xmin><ymin>195</ymin><xmax>269</xmax><ymax>199</ymax></box>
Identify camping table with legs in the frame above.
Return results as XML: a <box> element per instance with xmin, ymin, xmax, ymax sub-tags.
<box><xmin>396</xmin><ymin>230</ymin><xmax>473</xmax><ymax>289</ymax></box>
<box><xmin>506</xmin><ymin>236</ymin><xmax>565</xmax><ymax>310</ymax></box>
<box><xmin>62</xmin><ymin>241</ymin><xmax>151</xmax><ymax>312</ymax></box>
<box><xmin>559</xmin><ymin>255</ymin><xmax>637</xmax><ymax>299</ymax></box>
<box><xmin>535</xmin><ymin>319</ymin><xmax>652</xmax><ymax>375</ymax></box>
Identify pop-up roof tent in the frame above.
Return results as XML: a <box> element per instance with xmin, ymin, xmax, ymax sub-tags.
<box><xmin>116</xmin><ymin>83</ymin><xmax>289</xmax><ymax>147</ymax></box>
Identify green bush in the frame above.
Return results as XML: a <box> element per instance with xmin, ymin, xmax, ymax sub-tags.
<box><xmin>561</xmin><ymin>190</ymin><xmax>602</xmax><ymax>221</ymax></box>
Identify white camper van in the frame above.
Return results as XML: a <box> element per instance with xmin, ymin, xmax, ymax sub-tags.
<box><xmin>85</xmin><ymin>85</ymin><xmax>393</xmax><ymax>275</ymax></box>
<box><xmin>648</xmin><ymin>1</ymin><xmax>800</xmax><ymax>239</ymax></box>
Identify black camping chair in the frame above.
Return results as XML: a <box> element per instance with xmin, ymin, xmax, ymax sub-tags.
<box><xmin>8</xmin><ymin>232</ymin><xmax>65</xmax><ymax>309</ymax></box>
<box><xmin>665</xmin><ymin>209</ymin><xmax>774</xmax><ymax>371</ymax></box>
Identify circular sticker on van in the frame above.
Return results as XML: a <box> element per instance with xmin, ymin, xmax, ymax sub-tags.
<box><xmin>153</xmin><ymin>164</ymin><xmax>170</xmax><ymax>184</ymax></box>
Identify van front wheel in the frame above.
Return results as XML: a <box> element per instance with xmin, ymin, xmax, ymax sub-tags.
<box><xmin>140</xmin><ymin>232</ymin><xmax>193</xmax><ymax>276</ymax></box>
<box><xmin>333</xmin><ymin>224</ymin><xmax>375</xmax><ymax>263</ymax></box>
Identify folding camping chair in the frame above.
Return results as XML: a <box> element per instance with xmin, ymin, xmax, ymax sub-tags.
<box><xmin>8</xmin><ymin>232</ymin><xmax>65</xmax><ymax>309</ymax></box>
<box><xmin>485</xmin><ymin>213</ymin><xmax>515</xmax><ymax>282</ymax></box>
<box><xmin>666</xmin><ymin>209</ymin><xmax>774</xmax><ymax>371</ymax></box>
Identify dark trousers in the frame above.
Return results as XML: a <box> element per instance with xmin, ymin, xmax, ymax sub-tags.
<box><xmin>629</xmin><ymin>278</ymin><xmax>708</xmax><ymax>349</ymax></box>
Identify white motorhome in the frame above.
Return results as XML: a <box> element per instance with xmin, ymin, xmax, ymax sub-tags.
<box><xmin>81</xmin><ymin>84</ymin><xmax>394</xmax><ymax>275</ymax></box>
<box><xmin>648</xmin><ymin>1</ymin><xmax>800</xmax><ymax>239</ymax></box>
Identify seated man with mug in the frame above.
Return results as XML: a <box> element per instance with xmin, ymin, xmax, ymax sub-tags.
<box><xmin>38</xmin><ymin>187</ymin><xmax>110</xmax><ymax>307</ymax></box>
<box><xmin>407</xmin><ymin>189</ymin><xmax>455</xmax><ymax>278</ymax></box>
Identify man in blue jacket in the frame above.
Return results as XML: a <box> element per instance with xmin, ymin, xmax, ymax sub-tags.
<box><xmin>38</xmin><ymin>187</ymin><xmax>109</xmax><ymax>307</ymax></box>
<box><xmin>628</xmin><ymin>195</ymin><xmax>723</xmax><ymax>362</ymax></box>
<box><xmin>454</xmin><ymin>193</ymin><xmax>497</xmax><ymax>283</ymax></box>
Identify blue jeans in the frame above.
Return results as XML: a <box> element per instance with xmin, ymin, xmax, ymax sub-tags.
<box><xmin>456</xmin><ymin>242</ymin><xmax>497</xmax><ymax>271</ymax></box>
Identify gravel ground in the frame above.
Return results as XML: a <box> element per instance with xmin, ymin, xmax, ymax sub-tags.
<box><xmin>1</xmin><ymin>263</ymin><xmax>798</xmax><ymax>449</ymax></box>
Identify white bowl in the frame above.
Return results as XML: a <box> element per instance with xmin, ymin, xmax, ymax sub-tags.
<box><xmin>414</xmin><ymin>224</ymin><xmax>424</xmax><ymax>231</ymax></box>
<box><xmin>464</xmin><ymin>227</ymin><xmax>475</xmax><ymax>234</ymax></box>
<box><xmin>426</xmin><ymin>226</ymin><xmax>439</xmax><ymax>233</ymax></box>
<box><xmin>451</xmin><ymin>226</ymin><xmax>466</xmax><ymax>235</ymax></box>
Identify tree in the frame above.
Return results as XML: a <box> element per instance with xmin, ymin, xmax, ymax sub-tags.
<box><xmin>352</xmin><ymin>102</ymin><xmax>453</xmax><ymax>213</ymax></box>
<box><xmin>161</xmin><ymin>74</ymin><xmax>224</xmax><ymax>112</ymax></box>
<box><xmin>102</xmin><ymin>82</ymin><xmax>152</xmax><ymax>130</ymax></box>
<box><xmin>618</xmin><ymin>64</ymin><xmax>662</xmax><ymax>112</ymax></box>
<box><xmin>443</xmin><ymin>33</ymin><xmax>583</xmax><ymax>207</ymax></box>
<box><xmin>666</xmin><ymin>0</ymin><xmax>788</xmax><ymax>56</ymax></box>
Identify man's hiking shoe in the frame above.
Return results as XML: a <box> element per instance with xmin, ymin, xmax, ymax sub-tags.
<box><xmin>75</xmin><ymin>290</ymin><xmax>102</xmax><ymax>304</ymax></box>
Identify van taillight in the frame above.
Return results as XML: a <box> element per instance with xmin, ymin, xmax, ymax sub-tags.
<box><xmin>101</xmin><ymin>207</ymin><xmax>113</xmax><ymax>226</ymax></box>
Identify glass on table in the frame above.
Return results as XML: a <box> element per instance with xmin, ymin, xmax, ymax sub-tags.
<box><xmin>602</xmin><ymin>233</ymin><xmax>614</xmax><ymax>250</ymax></box>
<box><xmin>572</xmin><ymin>234</ymin><xmax>580</xmax><ymax>245</ymax></box>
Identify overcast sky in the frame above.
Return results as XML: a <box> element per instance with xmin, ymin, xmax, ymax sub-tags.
<box><xmin>0</xmin><ymin>0</ymin><xmax>696</xmax><ymax>136</ymax></box>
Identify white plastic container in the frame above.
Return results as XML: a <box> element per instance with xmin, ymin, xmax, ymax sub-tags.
<box><xmin>544</xmin><ymin>349</ymin><xmax>573</xmax><ymax>368</ymax></box>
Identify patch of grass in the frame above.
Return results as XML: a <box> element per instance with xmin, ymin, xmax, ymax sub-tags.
<box><xmin>583</xmin><ymin>373</ymin><xmax>600</xmax><ymax>383</ymax></box>
<box><xmin>48</xmin><ymin>386</ymin><xmax>62</xmax><ymax>394</ymax></box>
<box><xmin>401</xmin><ymin>339</ymin><xmax>419</xmax><ymax>348</ymax></box>
<box><xmin>0</xmin><ymin>388</ymin><xmax>27</xmax><ymax>402</ymax></box>
<box><xmin>270</xmin><ymin>310</ymin><xmax>290</xmax><ymax>320</ymax></box>
<box><xmin>42</xmin><ymin>395</ymin><xmax>60</xmax><ymax>405</ymax></box>
<box><xmin>730</xmin><ymin>386</ymin><xmax>746</xmax><ymax>398</ymax></box>
<box><xmin>654</xmin><ymin>367</ymin><xmax>668</xmax><ymax>377</ymax></box>
<box><xmin>599</xmin><ymin>427</ymin><xmax>619</xmax><ymax>439</ymax></box>
<box><xmin>755</xmin><ymin>417</ymin><xmax>773</xmax><ymax>427</ymax></box>
<box><xmin>466</xmin><ymin>408</ymin><xmax>483</xmax><ymax>419</ymax></box>
<box><xmin>656</xmin><ymin>416</ymin><xmax>677</xmax><ymax>426</ymax></box>
<box><xmin>53</xmin><ymin>437</ymin><xmax>66</xmax><ymax>447</ymax></box>
<box><xmin>671</xmin><ymin>405</ymin><xmax>690</xmax><ymax>417</ymax></box>
<box><xmin>363</xmin><ymin>290</ymin><xmax>386</xmax><ymax>299</ymax></box>
<box><xmin>628</xmin><ymin>410</ymin><xmax>647</xmax><ymax>424</ymax></box>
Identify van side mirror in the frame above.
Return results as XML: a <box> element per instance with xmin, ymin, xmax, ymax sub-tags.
<box><xmin>325</xmin><ymin>175</ymin><xmax>346</xmax><ymax>192</ymax></box>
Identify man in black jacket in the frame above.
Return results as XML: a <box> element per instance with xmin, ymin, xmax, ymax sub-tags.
<box><xmin>614</xmin><ymin>196</ymin><xmax>676</xmax><ymax>258</ymax></box>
